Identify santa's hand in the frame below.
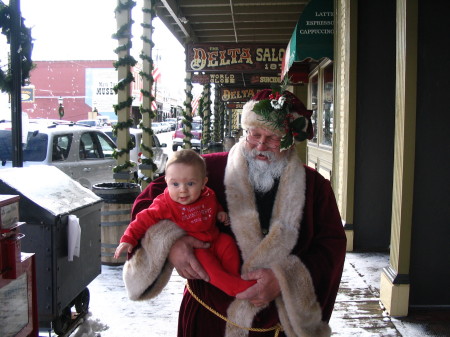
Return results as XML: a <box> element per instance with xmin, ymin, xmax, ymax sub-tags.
<box><xmin>168</xmin><ymin>236</ymin><xmax>210</xmax><ymax>282</ymax></box>
<box><xmin>236</xmin><ymin>268</ymin><xmax>281</xmax><ymax>307</ymax></box>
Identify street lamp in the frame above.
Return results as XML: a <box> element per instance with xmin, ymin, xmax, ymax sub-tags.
<box><xmin>58</xmin><ymin>96</ymin><xmax>64</xmax><ymax>120</ymax></box>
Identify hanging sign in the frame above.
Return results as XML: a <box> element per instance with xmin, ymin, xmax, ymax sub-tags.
<box><xmin>187</xmin><ymin>44</ymin><xmax>286</xmax><ymax>73</ymax></box>
<box><xmin>250</xmin><ymin>75</ymin><xmax>281</xmax><ymax>85</ymax></box>
<box><xmin>192</xmin><ymin>73</ymin><xmax>238</xmax><ymax>84</ymax></box>
<box><xmin>85</xmin><ymin>68</ymin><xmax>118</xmax><ymax>113</ymax></box>
<box><xmin>281</xmin><ymin>0</ymin><xmax>334</xmax><ymax>79</ymax></box>
<box><xmin>21</xmin><ymin>87</ymin><xmax>35</xmax><ymax>102</ymax></box>
<box><xmin>220</xmin><ymin>87</ymin><xmax>262</xmax><ymax>102</ymax></box>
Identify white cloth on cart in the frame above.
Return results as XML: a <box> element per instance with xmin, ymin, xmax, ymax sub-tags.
<box><xmin>68</xmin><ymin>214</ymin><xmax>81</xmax><ymax>261</ymax></box>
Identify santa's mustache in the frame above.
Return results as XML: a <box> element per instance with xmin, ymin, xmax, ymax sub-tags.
<box><xmin>242</xmin><ymin>146</ymin><xmax>288</xmax><ymax>193</ymax></box>
<box><xmin>248</xmin><ymin>148</ymin><xmax>275</xmax><ymax>161</ymax></box>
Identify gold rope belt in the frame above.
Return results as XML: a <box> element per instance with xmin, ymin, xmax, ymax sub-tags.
<box><xmin>186</xmin><ymin>282</ymin><xmax>283</xmax><ymax>337</ymax></box>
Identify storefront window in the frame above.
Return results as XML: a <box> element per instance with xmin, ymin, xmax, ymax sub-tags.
<box><xmin>310</xmin><ymin>75</ymin><xmax>318</xmax><ymax>144</ymax></box>
<box><xmin>306</xmin><ymin>60</ymin><xmax>334</xmax><ymax>178</ymax></box>
<box><xmin>321</xmin><ymin>63</ymin><xmax>334</xmax><ymax>146</ymax></box>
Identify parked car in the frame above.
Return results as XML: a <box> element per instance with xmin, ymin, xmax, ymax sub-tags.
<box><xmin>28</xmin><ymin>118</ymin><xmax>73</xmax><ymax>125</ymax></box>
<box><xmin>165</xmin><ymin>118</ymin><xmax>177</xmax><ymax>130</ymax></box>
<box><xmin>77</xmin><ymin>119</ymin><xmax>98</xmax><ymax>127</ymax></box>
<box><xmin>151</xmin><ymin>122</ymin><xmax>163</xmax><ymax>134</ymax></box>
<box><xmin>77</xmin><ymin>116</ymin><xmax>111</xmax><ymax>127</ymax></box>
<box><xmin>159</xmin><ymin>122</ymin><xmax>171</xmax><ymax>132</ymax></box>
<box><xmin>103</xmin><ymin>127</ymin><xmax>168</xmax><ymax>178</ymax></box>
<box><xmin>172</xmin><ymin>118</ymin><xmax>202</xmax><ymax>151</ymax></box>
<box><xmin>0</xmin><ymin>121</ymin><xmax>122</xmax><ymax>189</ymax></box>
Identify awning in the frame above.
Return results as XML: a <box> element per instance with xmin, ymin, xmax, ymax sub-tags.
<box><xmin>281</xmin><ymin>0</ymin><xmax>334</xmax><ymax>82</ymax></box>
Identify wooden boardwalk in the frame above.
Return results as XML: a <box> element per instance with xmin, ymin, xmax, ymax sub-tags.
<box><xmin>330</xmin><ymin>252</ymin><xmax>401</xmax><ymax>336</ymax></box>
<box><xmin>52</xmin><ymin>252</ymin><xmax>449</xmax><ymax>336</ymax></box>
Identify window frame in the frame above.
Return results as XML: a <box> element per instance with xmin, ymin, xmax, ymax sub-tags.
<box><xmin>307</xmin><ymin>58</ymin><xmax>334</xmax><ymax>149</ymax></box>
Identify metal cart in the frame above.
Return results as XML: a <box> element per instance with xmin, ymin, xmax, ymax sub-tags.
<box><xmin>0</xmin><ymin>166</ymin><xmax>103</xmax><ymax>335</ymax></box>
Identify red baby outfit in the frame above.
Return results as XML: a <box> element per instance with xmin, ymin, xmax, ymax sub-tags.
<box><xmin>120</xmin><ymin>186</ymin><xmax>255</xmax><ymax>296</ymax></box>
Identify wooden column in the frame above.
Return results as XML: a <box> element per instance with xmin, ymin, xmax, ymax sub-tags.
<box><xmin>183</xmin><ymin>72</ymin><xmax>193</xmax><ymax>149</ymax></box>
<box><xmin>201</xmin><ymin>84</ymin><xmax>211</xmax><ymax>152</ymax></box>
<box><xmin>139</xmin><ymin>0</ymin><xmax>156</xmax><ymax>190</ymax></box>
<box><xmin>113</xmin><ymin>0</ymin><xmax>134</xmax><ymax>182</ymax></box>
<box><xmin>380</xmin><ymin>0</ymin><xmax>417</xmax><ymax>317</ymax></box>
<box><xmin>333</xmin><ymin>0</ymin><xmax>357</xmax><ymax>251</ymax></box>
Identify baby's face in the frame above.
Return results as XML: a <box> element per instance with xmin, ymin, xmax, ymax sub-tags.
<box><xmin>165</xmin><ymin>163</ymin><xmax>207</xmax><ymax>205</ymax></box>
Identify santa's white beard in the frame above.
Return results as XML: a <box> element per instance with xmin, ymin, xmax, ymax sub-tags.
<box><xmin>243</xmin><ymin>147</ymin><xmax>288</xmax><ymax>193</ymax></box>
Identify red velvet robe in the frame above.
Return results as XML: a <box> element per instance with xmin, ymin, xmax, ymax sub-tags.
<box><xmin>129</xmin><ymin>150</ymin><xmax>346</xmax><ymax>337</ymax></box>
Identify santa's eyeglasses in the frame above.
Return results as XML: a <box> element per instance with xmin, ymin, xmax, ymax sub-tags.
<box><xmin>245</xmin><ymin>129</ymin><xmax>281</xmax><ymax>149</ymax></box>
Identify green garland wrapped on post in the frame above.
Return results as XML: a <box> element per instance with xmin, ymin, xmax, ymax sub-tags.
<box><xmin>224</xmin><ymin>101</ymin><xmax>231</xmax><ymax>137</ymax></box>
<box><xmin>197</xmin><ymin>95</ymin><xmax>204</xmax><ymax>120</ymax></box>
<box><xmin>138</xmin><ymin>0</ymin><xmax>158</xmax><ymax>186</ymax></box>
<box><xmin>201</xmin><ymin>84</ymin><xmax>211</xmax><ymax>151</ymax></box>
<box><xmin>219</xmin><ymin>100</ymin><xmax>225</xmax><ymax>141</ymax></box>
<box><xmin>112</xmin><ymin>0</ymin><xmax>136</xmax><ymax>178</ymax></box>
<box><xmin>213</xmin><ymin>85</ymin><xmax>220</xmax><ymax>143</ymax></box>
<box><xmin>182</xmin><ymin>74</ymin><xmax>194</xmax><ymax>149</ymax></box>
<box><xmin>0</xmin><ymin>1</ymin><xmax>34</xmax><ymax>94</ymax></box>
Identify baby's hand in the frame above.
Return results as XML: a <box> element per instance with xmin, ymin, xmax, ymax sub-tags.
<box><xmin>217</xmin><ymin>211</ymin><xmax>230</xmax><ymax>226</ymax></box>
<box><xmin>114</xmin><ymin>242</ymin><xmax>133</xmax><ymax>259</ymax></box>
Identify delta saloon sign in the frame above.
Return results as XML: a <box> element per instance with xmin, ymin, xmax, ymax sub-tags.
<box><xmin>187</xmin><ymin>44</ymin><xmax>286</xmax><ymax>73</ymax></box>
<box><xmin>220</xmin><ymin>87</ymin><xmax>262</xmax><ymax>102</ymax></box>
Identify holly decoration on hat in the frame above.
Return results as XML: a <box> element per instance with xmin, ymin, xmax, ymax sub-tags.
<box><xmin>252</xmin><ymin>85</ymin><xmax>309</xmax><ymax>151</ymax></box>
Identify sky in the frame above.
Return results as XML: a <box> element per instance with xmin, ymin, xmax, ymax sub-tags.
<box><xmin>17</xmin><ymin>0</ymin><xmax>182</xmax><ymax>62</ymax></box>
<box><xmin>0</xmin><ymin>0</ymin><xmax>197</xmax><ymax>118</ymax></box>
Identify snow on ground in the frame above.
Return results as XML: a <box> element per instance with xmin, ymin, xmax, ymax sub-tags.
<box><xmin>38</xmin><ymin>253</ymin><xmax>448</xmax><ymax>337</ymax></box>
<box><xmin>39</xmin><ymin>265</ymin><xmax>184</xmax><ymax>337</ymax></box>
<box><xmin>331</xmin><ymin>253</ymin><xmax>449</xmax><ymax>337</ymax></box>
<box><xmin>78</xmin><ymin>265</ymin><xmax>184</xmax><ymax>337</ymax></box>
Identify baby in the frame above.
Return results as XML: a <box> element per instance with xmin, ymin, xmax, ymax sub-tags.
<box><xmin>115</xmin><ymin>149</ymin><xmax>255</xmax><ymax>296</ymax></box>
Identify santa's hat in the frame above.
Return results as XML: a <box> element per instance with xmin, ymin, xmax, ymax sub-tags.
<box><xmin>241</xmin><ymin>89</ymin><xmax>314</xmax><ymax>150</ymax></box>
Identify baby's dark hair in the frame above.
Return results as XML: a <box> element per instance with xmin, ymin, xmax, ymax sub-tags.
<box><xmin>165</xmin><ymin>149</ymin><xmax>207</xmax><ymax>179</ymax></box>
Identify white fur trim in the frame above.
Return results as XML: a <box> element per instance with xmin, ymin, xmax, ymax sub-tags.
<box><xmin>123</xmin><ymin>220</ymin><xmax>185</xmax><ymax>301</ymax></box>
<box><xmin>273</xmin><ymin>256</ymin><xmax>331</xmax><ymax>337</ymax></box>
<box><xmin>225</xmin><ymin>300</ymin><xmax>263</xmax><ymax>337</ymax></box>
<box><xmin>223</xmin><ymin>141</ymin><xmax>330</xmax><ymax>337</ymax></box>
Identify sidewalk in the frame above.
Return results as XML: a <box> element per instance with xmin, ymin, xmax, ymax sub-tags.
<box><xmin>50</xmin><ymin>252</ymin><xmax>450</xmax><ymax>337</ymax></box>
<box><xmin>331</xmin><ymin>252</ymin><xmax>450</xmax><ymax>337</ymax></box>
<box><xmin>330</xmin><ymin>252</ymin><xmax>399</xmax><ymax>336</ymax></box>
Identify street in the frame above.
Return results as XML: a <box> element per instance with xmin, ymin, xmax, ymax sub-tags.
<box><xmin>156</xmin><ymin>130</ymin><xmax>174</xmax><ymax>158</ymax></box>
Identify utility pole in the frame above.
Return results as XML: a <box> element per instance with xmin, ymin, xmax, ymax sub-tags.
<box><xmin>10</xmin><ymin>0</ymin><xmax>23</xmax><ymax>167</ymax></box>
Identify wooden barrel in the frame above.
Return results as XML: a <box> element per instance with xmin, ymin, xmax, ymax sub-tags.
<box><xmin>92</xmin><ymin>183</ymin><xmax>141</xmax><ymax>265</ymax></box>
